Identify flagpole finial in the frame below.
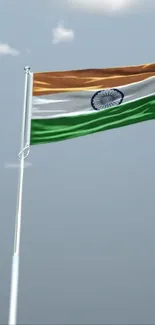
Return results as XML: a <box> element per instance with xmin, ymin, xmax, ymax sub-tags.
<box><xmin>24</xmin><ymin>66</ymin><xmax>31</xmax><ymax>73</ymax></box>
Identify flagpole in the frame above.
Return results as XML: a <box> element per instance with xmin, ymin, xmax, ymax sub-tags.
<box><xmin>8</xmin><ymin>66</ymin><xmax>31</xmax><ymax>325</ymax></box>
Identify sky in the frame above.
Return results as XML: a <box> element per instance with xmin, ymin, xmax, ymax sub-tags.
<box><xmin>1</xmin><ymin>0</ymin><xmax>155</xmax><ymax>324</ymax></box>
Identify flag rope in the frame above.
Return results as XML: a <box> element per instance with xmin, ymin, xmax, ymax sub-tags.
<box><xmin>18</xmin><ymin>144</ymin><xmax>30</xmax><ymax>160</ymax></box>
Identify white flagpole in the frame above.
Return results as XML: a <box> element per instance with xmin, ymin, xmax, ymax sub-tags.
<box><xmin>8</xmin><ymin>66</ymin><xmax>31</xmax><ymax>325</ymax></box>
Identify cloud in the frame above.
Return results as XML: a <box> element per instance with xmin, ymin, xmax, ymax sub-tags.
<box><xmin>67</xmin><ymin>0</ymin><xmax>149</xmax><ymax>14</ymax></box>
<box><xmin>0</xmin><ymin>43</ymin><xmax>20</xmax><ymax>56</ymax></box>
<box><xmin>4</xmin><ymin>162</ymin><xmax>32</xmax><ymax>169</ymax></box>
<box><xmin>52</xmin><ymin>22</ymin><xmax>74</xmax><ymax>44</ymax></box>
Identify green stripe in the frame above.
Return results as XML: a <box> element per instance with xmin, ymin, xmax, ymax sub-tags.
<box><xmin>30</xmin><ymin>95</ymin><xmax>155</xmax><ymax>145</ymax></box>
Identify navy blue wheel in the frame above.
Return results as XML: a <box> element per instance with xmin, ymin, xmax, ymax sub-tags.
<box><xmin>91</xmin><ymin>88</ymin><xmax>124</xmax><ymax>111</ymax></box>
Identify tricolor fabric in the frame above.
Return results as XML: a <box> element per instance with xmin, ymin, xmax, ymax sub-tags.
<box><xmin>30</xmin><ymin>63</ymin><xmax>155</xmax><ymax>145</ymax></box>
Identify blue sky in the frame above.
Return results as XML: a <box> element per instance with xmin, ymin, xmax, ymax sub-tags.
<box><xmin>1</xmin><ymin>0</ymin><xmax>155</xmax><ymax>324</ymax></box>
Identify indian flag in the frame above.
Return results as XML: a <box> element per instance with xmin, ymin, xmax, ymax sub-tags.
<box><xmin>30</xmin><ymin>63</ymin><xmax>155</xmax><ymax>145</ymax></box>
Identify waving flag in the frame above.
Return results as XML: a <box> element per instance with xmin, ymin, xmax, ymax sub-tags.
<box><xmin>30</xmin><ymin>63</ymin><xmax>155</xmax><ymax>145</ymax></box>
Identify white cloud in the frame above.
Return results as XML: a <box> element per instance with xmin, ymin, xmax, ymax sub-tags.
<box><xmin>52</xmin><ymin>22</ymin><xmax>74</xmax><ymax>44</ymax></box>
<box><xmin>4</xmin><ymin>162</ymin><xmax>32</xmax><ymax>169</ymax></box>
<box><xmin>67</xmin><ymin>0</ymin><xmax>151</xmax><ymax>14</ymax></box>
<box><xmin>0</xmin><ymin>43</ymin><xmax>20</xmax><ymax>56</ymax></box>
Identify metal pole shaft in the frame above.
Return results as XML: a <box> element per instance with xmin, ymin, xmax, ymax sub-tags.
<box><xmin>8</xmin><ymin>66</ymin><xmax>30</xmax><ymax>325</ymax></box>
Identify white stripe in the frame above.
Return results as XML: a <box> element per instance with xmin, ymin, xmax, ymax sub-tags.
<box><xmin>32</xmin><ymin>76</ymin><xmax>155</xmax><ymax>119</ymax></box>
<box><xmin>33</xmin><ymin>98</ymin><xmax>70</xmax><ymax>105</ymax></box>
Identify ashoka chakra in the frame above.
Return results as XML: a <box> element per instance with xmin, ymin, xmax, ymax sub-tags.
<box><xmin>91</xmin><ymin>88</ymin><xmax>124</xmax><ymax>110</ymax></box>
